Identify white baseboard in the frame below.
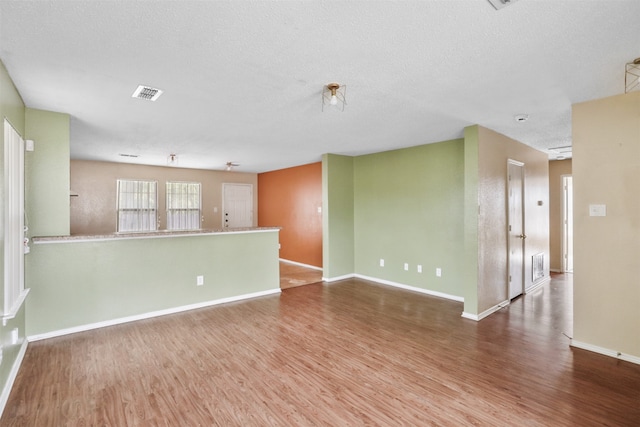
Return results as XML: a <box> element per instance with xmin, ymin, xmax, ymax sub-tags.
<box><xmin>462</xmin><ymin>299</ymin><xmax>509</xmax><ymax>322</ymax></box>
<box><xmin>28</xmin><ymin>288</ymin><xmax>281</xmax><ymax>342</ymax></box>
<box><xmin>353</xmin><ymin>274</ymin><xmax>464</xmax><ymax>302</ymax></box>
<box><xmin>550</xmin><ymin>268</ymin><xmax>562</xmax><ymax>273</ymax></box>
<box><xmin>279</xmin><ymin>258</ymin><xmax>323</xmax><ymax>271</ymax></box>
<box><xmin>0</xmin><ymin>339</ymin><xmax>28</xmax><ymax>419</ymax></box>
<box><xmin>570</xmin><ymin>339</ymin><xmax>640</xmax><ymax>366</ymax></box>
<box><xmin>323</xmin><ymin>273</ymin><xmax>355</xmax><ymax>283</ymax></box>
<box><xmin>526</xmin><ymin>276</ymin><xmax>550</xmax><ymax>294</ymax></box>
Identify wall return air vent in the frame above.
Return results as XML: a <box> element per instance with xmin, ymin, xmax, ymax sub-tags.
<box><xmin>132</xmin><ymin>85</ymin><xmax>163</xmax><ymax>101</ymax></box>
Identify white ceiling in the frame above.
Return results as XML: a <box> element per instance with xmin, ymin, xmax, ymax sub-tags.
<box><xmin>1</xmin><ymin>0</ymin><xmax>638</xmax><ymax>173</ymax></box>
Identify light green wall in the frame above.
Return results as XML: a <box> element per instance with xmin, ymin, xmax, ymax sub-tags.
<box><xmin>353</xmin><ymin>140</ymin><xmax>465</xmax><ymax>297</ymax></box>
<box><xmin>25</xmin><ymin>108</ymin><xmax>70</xmax><ymax>237</ymax></box>
<box><xmin>463</xmin><ymin>126</ymin><xmax>480</xmax><ymax>315</ymax></box>
<box><xmin>0</xmin><ymin>59</ymin><xmax>27</xmax><ymax>408</ymax></box>
<box><xmin>26</xmin><ymin>231</ymin><xmax>280</xmax><ymax>336</ymax></box>
<box><xmin>322</xmin><ymin>154</ymin><xmax>354</xmax><ymax>279</ymax></box>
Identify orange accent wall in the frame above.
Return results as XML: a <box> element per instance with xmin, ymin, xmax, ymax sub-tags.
<box><xmin>258</xmin><ymin>162</ymin><xmax>322</xmax><ymax>268</ymax></box>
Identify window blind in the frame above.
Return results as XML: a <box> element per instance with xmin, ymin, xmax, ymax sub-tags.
<box><xmin>166</xmin><ymin>181</ymin><xmax>201</xmax><ymax>230</ymax></box>
<box><xmin>117</xmin><ymin>179</ymin><xmax>157</xmax><ymax>232</ymax></box>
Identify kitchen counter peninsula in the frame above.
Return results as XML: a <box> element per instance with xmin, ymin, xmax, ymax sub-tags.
<box><xmin>26</xmin><ymin>227</ymin><xmax>281</xmax><ymax>339</ymax></box>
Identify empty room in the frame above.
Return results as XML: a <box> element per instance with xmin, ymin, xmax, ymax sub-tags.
<box><xmin>0</xmin><ymin>1</ymin><xmax>639</xmax><ymax>425</ymax></box>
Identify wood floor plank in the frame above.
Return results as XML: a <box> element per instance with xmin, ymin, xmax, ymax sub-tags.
<box><xmin>1</xmin><ymin>273</ymin><xmax>639</xmax><ymax>426</ymax></box>
<box><xmin>279</xmin><ymin>261</ymin><xmax>322</xmax><ymax>289</ymax></box>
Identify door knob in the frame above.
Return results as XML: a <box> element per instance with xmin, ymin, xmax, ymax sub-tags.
<box><xmin>517</xmin><ymin>234</ymin><xmax>527</xmax><ymax>239</ymax></box>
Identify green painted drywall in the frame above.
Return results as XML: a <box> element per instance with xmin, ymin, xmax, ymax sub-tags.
<box><xmin>353</xmin><ymin>140</ymin><xmax>465</xmax><ymax>298</ymax></box>
<box><xmin>25</xmin><ymin>108</ymin><xmax>70</xmax><ymax>237</ymax></box>
<box><xmin>0</xmin><ymin>62</ymin><xmax>25</xmax><ymax>135</ymax></box>
<box><xmin>26</xmin><ymin>231</ymin><xmax>280</xmax><ymax>336</ymax></box>
<box><xmin>322</xmin><ymin>154</ymin><xmax>354</xmax><ymax>279</ymax></box>
<box><xmin>463</xmin><ymin>125</ymin><xmax>479</xmax><ymax>315</ymax></box>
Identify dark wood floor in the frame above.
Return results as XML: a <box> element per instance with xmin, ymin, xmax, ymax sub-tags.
<box><xmin>2</xmin><ymin>273</ymin><xmax>639</xmax><ymax>426</ymax></box>
<box><xmin>279</xmin><ymin>261</ymin><xmax>323</xmax><ymax>289</ymax></box>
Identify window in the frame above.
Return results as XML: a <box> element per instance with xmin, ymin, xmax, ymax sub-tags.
<box><xmin>117</xmin><ymin>179</ymin><xmax>157</xmax><ymax>232</ymax></box>
<box><xmin>3</xmin><ymin>119</ymin><xmax>28</xmax><ymax>320</ymax></box>
<box><xmin>166</xmin><ymin>181</ymin><xmax>201</xmax><ymax>230</ymax></box>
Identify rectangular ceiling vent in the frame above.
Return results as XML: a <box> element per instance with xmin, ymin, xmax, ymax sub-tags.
<box><xmin>487</xmin><ymin>0</ymin><xmax>520</xmax><ymax>10</ymax></box>
<box><xmin>132</xmin><ymin>85</ymin><xmax>163</xmax><ymax>101</ymax></box>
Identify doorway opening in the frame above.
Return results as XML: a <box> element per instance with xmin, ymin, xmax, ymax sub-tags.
<box><xmin>507</xmin><ymin>160</ymin><xmax>525</xmax><ymax>300</ymax></box>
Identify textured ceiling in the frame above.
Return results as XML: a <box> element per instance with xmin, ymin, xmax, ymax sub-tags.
<box><xmin>1</xmin><ymin>0</ymin><xmax>639</xmax><ymax>172</ymax></box>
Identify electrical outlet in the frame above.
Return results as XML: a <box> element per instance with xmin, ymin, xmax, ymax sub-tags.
<box><xmin>404</xmin><ymin>263</ymin><xmax>409</xmax><ymax>271</ymax></box>
<box><xmin>417</xmin><ymin>265</ymin><xmax>422</xmax><ymax>273</ymax></box>
<box><xmin>436</xmin><ymin>268</ymin><xmax>442</xmax><ymax>277</ymax></box>
<box><xmin>10</xmin><ymin>328</ymin><xmax>18</xmax><ymax>345</ymax></box>
<box><xmin>197</xmin><ymin>275</ymin><xmax>204</xmax><ymax>286</ymax></box>
<box><xmin>379</xmin><ymin>259</ymin><xmax>385</xmax><ymax>267</ymax></box>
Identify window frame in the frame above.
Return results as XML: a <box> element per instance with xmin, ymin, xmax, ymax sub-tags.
<box><xmin>166</xmin><ymin>181</ymin><xmax>202</xmax><ymax>231</ymax></box>
<box><xmin>116</xmin><ymin>179</ymin><xmax>158</xmax><ymax>232</ymax></box>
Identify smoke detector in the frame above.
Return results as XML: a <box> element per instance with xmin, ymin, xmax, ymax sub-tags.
<box><xmin>132</xmin><ymin>85</ymin><xmax>163</xmax><ymax>101</ymax></box>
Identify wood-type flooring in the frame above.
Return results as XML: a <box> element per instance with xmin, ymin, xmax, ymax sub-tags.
<box><xmin>279</xmin><ymin>261</ymin><xmax>323</xmax><ymax>289</ymax></box>
<box><xmin>2</xmin><ymin>273</ymin><xmax>639</xmax><ymax>426</ymax></box>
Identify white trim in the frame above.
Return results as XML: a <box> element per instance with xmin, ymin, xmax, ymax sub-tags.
<box><xmin>461</xmin><ymin>312</ymin><xmax>479</xmax><ymax>321</ymax></box>
<box><xmin>570</xmin><ymin>340</ymin><xmax>640</xmax><ymax>366</ymax></box>
<box><xmin>550</xmin><ymin>268</ymin><xmax>563</xmax><ymax>273</ymax></box>
<box><xmin>279</xmin><ymin>258</ymin><xmax>323</xmax><ymax>271</ymax></box>
<box><xmin>2</xmin><ymin>288</ymin><xmax>30</xmax><ymax>326</ymax></box>
<box><xmin>462</xmin><ymin>300</ymin><xmax>510</xmax><ymax>322</ymax></box>
<box><xmin>353</xmin><ymin>274</ymin><xmax>464</xmax><ymax>302</ymax></box>
<box><xmin>322</xmin><ymin>273</ymin><xmax>355</xmax><ymax>283</ymax></box>
<box><xmin>28</xmin><ymin>288</ymin><xmax>281</xmax><ymax>342</ymax></box>
<box><xmin>0</xmin><ymin>339</ymin><xmax>28</xmax><ymax>418</ymax></box>
<box><xmin>525</xmin><ymin>277</ymin><xmax>550</xmax><ymax>294</ymax></box>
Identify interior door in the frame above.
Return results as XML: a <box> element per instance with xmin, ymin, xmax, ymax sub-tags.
<box><xmin>222</xmin><ymin>183</ymin><xmax>253</xmax><ymax>228</ymax></box>
<box><xmin>507</xmin><ymin>160</ymin><xmax>525</xmax><ymax>300</ymax></box>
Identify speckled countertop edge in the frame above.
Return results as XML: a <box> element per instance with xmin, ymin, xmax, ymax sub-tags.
<box><xmin>32</xmin><ymin>227</ymin><xmax>281</xmax><ymax>243</ymax></box>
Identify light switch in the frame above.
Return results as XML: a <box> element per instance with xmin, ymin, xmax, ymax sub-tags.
<box><xmin>589</xmin><ymin>204</ymin><xmax>606</xmax><ymax>217</ymax></box>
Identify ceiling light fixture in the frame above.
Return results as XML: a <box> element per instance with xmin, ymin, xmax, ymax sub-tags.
<box><xmin>132</xmin><ymin>85</ymin><xmax>163</xmax><ymax>101</ymax></box>
<box><xmin>225</xmin><ymin>162</ymin><xmax>239</xmax><ymax>171</ymax></box>
<box><xmin>167</xmin><ymin>153</ymin><xmax>178</xmax><ymax>166</ymax></box>
<box><xmin>625</xmin><ymin>57</ymin><xmax>640</xmax><ymax>93</ymax></box>
<box><xmin>322</xmin><ymin>83</ymin><xmax>346</xmax><ymax>112</ymax></box>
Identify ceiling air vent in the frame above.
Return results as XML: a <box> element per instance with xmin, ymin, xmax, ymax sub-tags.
<box><xmin>132</xmin><ymin>85</ymin><xmax>163</xmax><ymax>101</ymax></box>
<box><xmin>487</xmin><ymin>0</ymin><xmax>520</xmax><ymax>10</ymax></box>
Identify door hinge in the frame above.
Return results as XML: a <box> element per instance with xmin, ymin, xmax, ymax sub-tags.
<box><xmin>509</xmin><ymin>275</ymin><xmax>512</xmax><ymax>282</ymax></box>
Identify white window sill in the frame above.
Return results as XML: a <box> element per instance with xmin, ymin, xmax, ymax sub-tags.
<box><xmin>3</xmin><ymin>288</ymin><xmax>30</xmax><ymax>326</ymax></box>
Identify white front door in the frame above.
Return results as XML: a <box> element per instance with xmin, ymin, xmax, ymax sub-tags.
<box><xmin>222</xmin><ymin>183</ymin><xmax>253</xmax><ymax>228</ymax></box>
<box><xmin>507</xmin><ymin>160</ymin><xmax>525</xmax><ymax>300</ymax></box>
